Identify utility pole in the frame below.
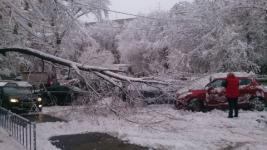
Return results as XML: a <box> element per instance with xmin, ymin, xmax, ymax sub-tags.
<box><xmin>158</xmin><ymin>1</ymin><xmax>161</xmax><ymax>11</ymax></box>
<box><xmin>98</xmin><ymin>0</ymin><xmax>103</xmax><ymax>22</ymax></box>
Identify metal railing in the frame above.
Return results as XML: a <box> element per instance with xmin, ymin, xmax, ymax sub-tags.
<box><xmin>0</xmin><ymin>107</ymin><xmax>36</xmax><ymax>150</ymax></box>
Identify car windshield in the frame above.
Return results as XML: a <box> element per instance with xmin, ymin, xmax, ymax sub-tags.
<box><xmin>206</xmin><ymin>78</ymin><xmax>251</xmax><ymax>88</ymax></box>
<box><xmin>206</xmin><ymin>79</ymin><xmax>226</xmax><ymax>88</ymax></box>
<box><xmin>3</xmin><ymin>87</ymin><xmax>32</xmax><ymax>95</ymax></box>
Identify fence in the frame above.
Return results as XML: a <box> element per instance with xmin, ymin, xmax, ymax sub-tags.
<box><xmin>0</xmin><ymin>107</ymin><xmax>36</xmax><ymax>150</ymax></box>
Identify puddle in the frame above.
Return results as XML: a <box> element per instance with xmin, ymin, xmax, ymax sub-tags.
<box><xmin>22</xmin><ymin>114</ymin><xmax>66</xmax><ymax>123</ymax></box>
<box><xmin>50</xmin><ymin>132</ymin><xmax>151</xmax><ymax>150</ymax></box>
<box><xmin>221</xmin><ymin>142</ymin><xmax>249</xmax><ymax>150</ymax></box>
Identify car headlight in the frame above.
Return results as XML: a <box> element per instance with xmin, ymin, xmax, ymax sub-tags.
<box><xmin>37</xmin><ymin>97</ymin><xmax>42</xmax><ymax>102</ymax></box>
<box><xmin>10</xmin><ymin>98</ymin><xmax>19</xmax><ymax>103</ymax></box>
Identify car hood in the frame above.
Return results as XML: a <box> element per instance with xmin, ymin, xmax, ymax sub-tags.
<box><xmin>8</xmin><ymin>94</ymin><xmax>37</xmax><ymax>100</ymax></box>
<box><xmin>177</xmin><ymin>89</ymin><xmax>206</xmax><ymax>100</ymax></box>
<box><xmin>188</xmin><ymin>89</ymin><xmax>206</xmax><ymax>96</ymax></box>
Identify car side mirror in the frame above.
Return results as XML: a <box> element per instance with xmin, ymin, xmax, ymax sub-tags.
<box><xmin>206</xmin><ymin>87</ymin><xmax>214</xmax><ymax>92</ymax></box>
<box><xmin>205</xmin><ymin>84</ymin><xmax>212</xmax><ymax>90</ymax></box>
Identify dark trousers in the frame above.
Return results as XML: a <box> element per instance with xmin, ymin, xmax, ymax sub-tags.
<box><xmin>228</xmin><ymin>98</ymin><xmax>238</xmax><ymax>117</ymax></box>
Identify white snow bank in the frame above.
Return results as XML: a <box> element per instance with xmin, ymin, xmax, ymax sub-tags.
<box><xmin>38</xmin><ymin>103</ymin><xmax>267</xmax><ymax>150</ymax></box>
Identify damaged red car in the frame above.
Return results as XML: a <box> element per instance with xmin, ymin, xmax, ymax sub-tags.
<box><xmin>175</xmin><ymin>76</ymin><xmax>267</xmax><ymax>111</ymax></box>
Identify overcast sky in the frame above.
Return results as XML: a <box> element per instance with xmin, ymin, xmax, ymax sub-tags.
<box><xmin>109</xmin><ymin>0</ymin><xmax>181</xmax><ymax>19</ymax></box>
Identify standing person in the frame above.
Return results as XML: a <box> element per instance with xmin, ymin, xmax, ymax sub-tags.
<box><xmin>225</xmin><ymin>73</ymin><xmax>239</xmax><ymax>118</ymax></box>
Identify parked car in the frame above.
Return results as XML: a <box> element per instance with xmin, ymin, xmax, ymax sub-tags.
<box><xmin>126</xmin><ymin>82</ymin><xmax>181</xmax><ymax>105</ymax></box>
<box><xmin>40</xmin><ymin>85</ymin><xmax>84</xmax><ymax>106</ymax></box>
<box><xmin>256</xmin><ymin>76</ymin><xmax>267</xmax><ymax>101</ymax></box>
<box><xmin>0</xmin><ymin>80</ymin><xmax>42</xmax><ymax>113</ymax></box>
<box><xmin>175</xmin><ymin>76</ymin><xmax>267</xmax><ymax>111</ymax></box>
<box><xmin>141</xmin><ymin>89</ymin><xmax>176</xmax><ymax>105</ymax></box>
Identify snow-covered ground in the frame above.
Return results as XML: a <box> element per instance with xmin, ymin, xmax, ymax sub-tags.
<box><xmin>35</xmin><ymin>98</ymin><xmax>267</xmax><ymax>150</ymax></box>
<box><xmin>1</xmin><ymin>98</ymin><xmax>266</xmax><ymax>150</ymax></box>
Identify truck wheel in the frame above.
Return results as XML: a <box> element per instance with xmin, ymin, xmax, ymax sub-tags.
<box><xmin>249</xmin><ymin>97</ymin><xmax>265</xmax><ymax>111</ymax></box>
<box><xmin>188</xmin><ymin>99</ymin><xmax>203</xmax><ymax>112</ymax></box>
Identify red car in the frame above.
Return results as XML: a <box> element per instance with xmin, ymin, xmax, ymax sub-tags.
<box><xmin>175</xmin><ymin>77</ymin><xmax>267</xmax><ymax>111</ymax></box>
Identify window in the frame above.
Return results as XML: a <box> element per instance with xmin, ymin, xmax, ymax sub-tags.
<box><xmin>206</xmin><ymin>79</ymin><xmax>226</xmax><ymax>88</ymax></box>
<box><xmin>239</xmin><ymin>79</ymin><xmax>252</xmax><ymax>86</ymax></box>
<box><xmin>3</xmin><ymin>87</ymin><xmax>32</xmax><ymax>95</ymax></box>
<box><xmin>5</xmin><ymin>83</ymin><xmax>17</xmax><ymax>87</ymax></box>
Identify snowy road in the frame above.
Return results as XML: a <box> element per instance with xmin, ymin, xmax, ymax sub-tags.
<box><xmin>35</xmin><ymin>102</ymin><xmax>267</xmax><ymax>150</ymax></box>
<box><xmin>1</xmin><ymin>103</ymin><xmax>267</xmax><ymax>150</ymax></box>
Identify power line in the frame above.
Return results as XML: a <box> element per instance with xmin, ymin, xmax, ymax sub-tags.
<box><xmin>87</xmin><ymin>23</ymin><xmax>163</xmax><ymax>32</ymax></box>
<box><xmin>73</xmin><ymin>1</ymin><xmax>175</xmax><ymax>22</ymax></box>
<box><xmin>85</xmin><ymin>18</ymin><xmax>200</xmax><ymax>33</ymax></box>
<box><xmin>7</xmin><ymin>1</ymin><xmax>183</xmax><ymax>33</ymax></box>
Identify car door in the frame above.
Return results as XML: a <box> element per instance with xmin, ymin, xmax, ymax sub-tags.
<box><xmin>238</xmin><ymin>78</ymin><xmax>253</xmax><ymax>104</ymax></box>
<box><xmin>206</xmin><ymin>79</ymin><xmax>227</xmax><ymax>108</ymax></box>
<box><xmin>0</xmin><ymin>88</ymin><xmax>2</xmax><ymax>106</ymax></box>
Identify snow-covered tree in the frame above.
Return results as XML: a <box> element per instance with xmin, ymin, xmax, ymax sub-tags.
<box><xmin>1</xmin><ymin>0</ymin><xmax>267</xmax><ymax>77</ymax></box>
<box><xmin>190</xmin><ymin>0</ymin><xmax>267</xmax><ymax>73</ymax></box>
<box><xmin>86</xmin><ymin>21</ymin><xmax>121</xmax><ymax>64</ymax></box>
<box><xmin>118</xmin><ymin>0</ymin><xmax>267</xmax><ymax>75</ymax></box>
<box><xmin>118</xmin><ymin>11</ymin><xmax>172</xmax><ymax>76</ymax></box>
<box><xmin>0</xmin><ymin>0</ymin><xmax>111</xmax><ymax>74</ymax></box>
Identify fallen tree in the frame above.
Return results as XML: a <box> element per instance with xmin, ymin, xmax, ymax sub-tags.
<box><xmin>0</xmin><ymin>47</ymin><xmax>168</xmax><ymax>87</ymax></box>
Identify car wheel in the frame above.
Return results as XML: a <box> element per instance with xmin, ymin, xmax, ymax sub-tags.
<box><xmin>188</xmin><ymin>99</ymin><xmax>203</xmax><ymax>112</ymax></box>
<box><xmin>175</xmin><ymin>101</ymin><xmax>184</xmax><ymax>109</ymax></box>
<box><xmin>249</xmin><ymin>97</ymin><xmax>265</xmax><ymax>111</ymax></box>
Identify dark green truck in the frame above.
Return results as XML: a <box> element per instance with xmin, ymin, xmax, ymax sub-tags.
<box><xmin>0</xmin><ymin>80</ymin><xmax>42</xmax><ymax>113</ymax></box>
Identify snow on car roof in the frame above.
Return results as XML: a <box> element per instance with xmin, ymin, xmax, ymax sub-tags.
<box><xmin>0</xmin><ymin>81</ymin><xmax>8</xmax><ymax>86</ymax></box>
<box><xmin>178</xmin><ymin>72</ymin><xmax>255</xmax><ymax>93</ymax></box>
<box><xmin>16</xmin><ymin>81</ymin><xmax>32</xmax><ymax>87</ymax></box>
<box><xmin>209</xmin><ymin>72</ymin><xmax>255</xmax><ymax>79</ymax></box>
<box><xmin>0</xmin><ymin>81</ymin><xmax>32</xmax><ymax>87</ymax></box>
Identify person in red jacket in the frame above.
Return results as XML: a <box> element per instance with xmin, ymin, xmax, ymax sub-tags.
<box><xmin>225</xmin><ymin>73</ymin><xmax>239</xmax><ymax>118</ymax></box>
